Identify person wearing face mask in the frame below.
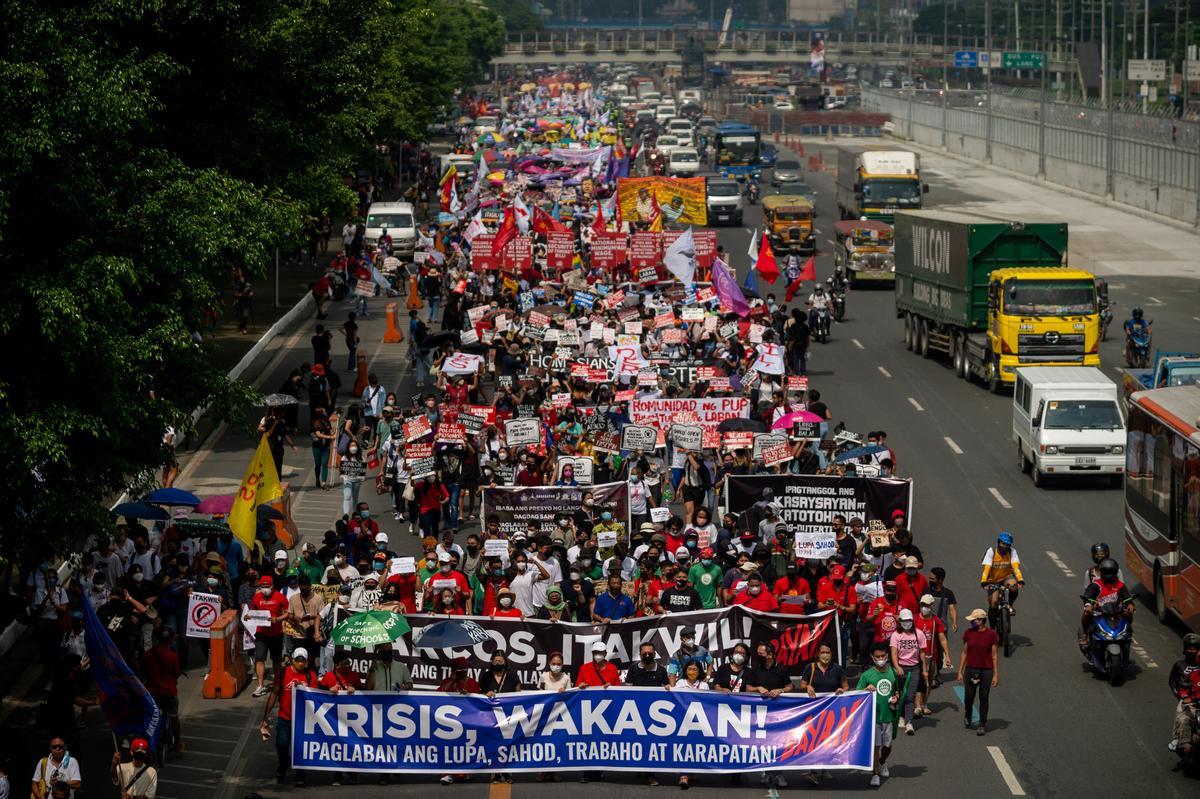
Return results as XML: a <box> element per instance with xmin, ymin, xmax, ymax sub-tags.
<box><xmin>817</xmin><ymin>565</ymin><xmax>856</xmax><ymax>662</ymax></box>
<box><xmin>627</xmin><ymin>465</ymin><xmax>655</xmax><ymax>529</ymax></box>
<box><xmin>367</xmin><ymin>643</ymin><xmax>413</xmax><ymax>691</ymax></box>
<box><xmin>576</xmin><ymin>641</ymin><xmax>621</xmax><ymax>692</ymax></box>
<box><xmin>561</xmin><ymin>564</ymin><xmax>595</xmax><ymax>623</ymax></box>
<box><xmin>867</xmin><ymin>579</ymin><xmax>902</xmax><ymax>651</ymax></box>
<box><xmin>325</xmin><ymin>547</ymin><xmax>359</xmax><ymax>586</ymax></box>
<box><xmin>339</xmin><ymin>440</ymin><xmax>368</xmax><ymax>516</ymax></box>
<box><xmin>268</xmin><ymin>549</ymin><xmax>290</xmax><ymax>590</ymax></box>
<box><xmin>110</xmin><ymin>737</ymin><xmax>157</xmax><ymax>799</ymax></box>
<box><xmin>667</xmin><ymin>630</ymin><xmax>714</xmax><ymax>686</ymax></box>
<box><xmin>529</xmin><ymin>536</ymin><xmax>564</xmax><ymax>612</ymax></box>
<box><xmin>260</xmin><ymin>647</ymin><xmax>318</xmax><ymax>786</ymax></box>
<box><xmin>538</xmin><ymin>651</ymin><xmax>572</xmax><ymax>692</ymax></box>
<box><xmin>915</xmin><ymin>594</ymin><xmax>953</xmax><ymax>712</ymax></box>
<box><xmin>535</xmin><ymin>586</ymin><xmax>568</xmax><ymax>621</ymax></box>
<box><xmin>460</xmin><ymin>534</ymin><xmax>484</xmax><ymax>577</ymax></box>
<box><xmin>287</xmin><ymin>575</ymin><xmax>326</xmax><ymax>654</ymax></box>
<box><xmin>294</xmin><ymin>542</ymin><xmax>325</xmax><ymax>584</ymax></box>
<box><xmin>888</xmin><ymin>608</ymin><xmax>927</xmax><ymax>736</ymax></box>
<box><xmin>856</xmin><ymin>642</ymin><xmax>901</xmax><ymax>788</ymax></box>
<box><xmin>593</xmin><ymin>509</ymin><xmax>623</xmax><ymax>537</ymax></box>
<box><xmin>732</xmin><ymin>573</ymin><xmax>780</xmax><ymax>612</ymax></box>
<box><xmin>470</xmin><ymin>557</ymin><xmax>509</xmax><ymax>615</ymax></box>
<box><xmin>507</xmin><ymin>553</ymin><xmax>549</xmax><ymax>617</ymax></box>
<box><xmin>893</xmin><ymin>556</ymin><xmax>929</xmax><ymax>615</ymax></box>
<box><xmin>772</xmin><ymin>561</ymin><xmax>812</xmax><ymax>616</ymax></box>
<box><xmin>687</xmin><ymin>547</ymin><xmax>725</xmax><ymax>609</ymax></box>
<box><xmin>591</xmin><ymin>574</ymin><xmax>636</xmax><ymax>622</ymax></box>
<box><xmin>492</xmin><ymin>587</ymin><xmax>523</xmax><ymax>618</ymax></box>
<box><xmin>1169</xmin><ymin>634</ymin><xmax>1200</xmax><ymax>754</ymax></box>
<box><xmin>480</xmin><ymin>650</ymin><xmax>522</xmax><ymax>700</ymax></box>
<box><xmin>250</xmin><ymin>576</ymin><xmax>289</xmax><ymax>697</ymax></box>
<box><xmin>712</xmin><ymin>642</ymin><xmax>752</xmax><ymax>693</ymax></box>
<box><xmin>659</xmin><ymin>569</ymin><xmax>702</xmax><ymax>614</ymax></box>
<box><xmin>957</xmin><ymin>608</ymin><xmax>999</xmax><ymax>736</ymax></box>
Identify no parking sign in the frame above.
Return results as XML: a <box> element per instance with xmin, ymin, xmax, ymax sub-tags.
<box><xmin>186</xmin><ymin>591</ymin><xmax>222</xmax><ymax>638</ymax></box>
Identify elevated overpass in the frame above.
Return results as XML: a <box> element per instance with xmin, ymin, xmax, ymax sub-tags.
<box><xmin>494</xmin><ymin>28</ymin><xmax>1078</xmax><ymax>76</ymax></box>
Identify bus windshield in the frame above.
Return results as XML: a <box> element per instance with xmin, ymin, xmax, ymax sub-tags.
<box><xmin>367</xmin><ymin>213</ymin><xmax>414</xmax><ymax>229</ymax></box>
<box><xmin>1043</xmin><ymin>399</ymin><xmax>1122</xmax><ymax>430</ymax></box>
<box><xmin>718</xmin><ymin>134</ymin><xmax>760</xmax><ymax>163</ymax></box>
<box><xmin>861</xmin><ymin>179</ymin><xmax>921</xmax><ymax>204</ymax></box>
<box><xmin>1005</xmin><ymin>279</ymin><xmax>1097</xmax><ymax>316</ymax></box>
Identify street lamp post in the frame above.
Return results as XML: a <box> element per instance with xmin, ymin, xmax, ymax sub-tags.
<box><xmin>986</xmin><ymin>0</ymin><xmax>994</xmax><ymax>162</ymax></box>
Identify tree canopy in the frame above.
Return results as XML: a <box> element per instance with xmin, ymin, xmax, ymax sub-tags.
<box><xmin>0</xmin><ymin>0</ymin><xmax>502</xmax><ymax>566</ymax></box>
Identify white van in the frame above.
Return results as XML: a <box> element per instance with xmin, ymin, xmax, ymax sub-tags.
<box><xmin>1013</xmin><ymin>367</ymin><xmax>1126</xmax><ymax>487</ymax></box>
<box><xmin>668</xmin><ymin>147</ymin><xmax>701</xmax><ymax>177</ymax></box>
<box><xmin>364</xmin><ymin>201</ymin><xmax>418</xmax><ymax>258</ymax></box>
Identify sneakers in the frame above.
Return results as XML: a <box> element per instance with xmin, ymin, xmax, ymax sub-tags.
<box><xmin>870</xmin><ymin>774</ymin><xmax>881</xmax><ymax>788</ymax></box>
<box><xmin>1168</xmin><ymin>739</ymin><xmax>1179</xmax><ymax>752</ymax></box>
<box><xmin>774</xmin><ymin>776</ymin><xmax>788</xmax><ymax>788</ymax></box>
<box><xmin>964</xmin><ymin>717</ymin><xmax>974</xmax><ymax>729</ymax></box>
<box><xmin>977</xmin><ymin>724</ymin><xmax>986</xmax><ymax>736</ymax></box>
<box><xmin>440</xmin><ymin>775</ymin><xmax>454</xmax><ymax>785</ymax></box>
<box><xmin>904</xmin><ymin>721</ymin><xmax>915</xmax><ymax>735</ymax></box>
<box><xmin>878</xmin><ymin>763</ymin><xmax>890</xmax><ymax>778</ymax></box>
<box><xmin>252</xmin><ymin>685</ymin><xmax>269</xmax><ymax>697</ymax></box>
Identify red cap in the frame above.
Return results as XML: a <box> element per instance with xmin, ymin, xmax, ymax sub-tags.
<box><xmin>310</xmin><ymin>363</ymin><xmax>325</xmax><ymax>376</ymax></box>
<box><xmin>699</xmin><ymin>547</ymin><xmax>714</xmax><ymax>558</ymax></box>
<box><xmin>830</xmin><ymin>565</ymin><xmax>846</xmax><ymax>579</ymax></box>
<box><xmin>452</xmin><ymin>656</ymin><xmax>469</xmax><ymax>669</ymax></box>
<box><xmin>259</xmin><ymin>576</ymin><xmax>273</xmax><ymax>586</ymax></box>
<box><xmin>739</xmin><ymin>531</ymin><xmax>755</xmax><ymax>540</ymax></box>
<box><xmin>131</xmin><ymin>738</ymin><xmax>150</xmax><ymax>753</ymax></box>
<box><xmin>891</xmin><ymin>509</ymin><xmax>906</xmax><ymax>519</ymax></box>
<box><xmin>884</xmin><ymin>579</ymin><xmax>897</xmax><ymax>587</ymax></box>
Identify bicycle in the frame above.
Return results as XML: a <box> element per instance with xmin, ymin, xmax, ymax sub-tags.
<box><xmin>987</xmin><ymin>584</ymin><xmax>1015</xmax><ymax>658</ymax></box>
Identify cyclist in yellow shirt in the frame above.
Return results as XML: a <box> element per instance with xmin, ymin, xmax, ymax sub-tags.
<box><xmin>980</xmin><ymin>532</ymin><xmax>1024</xmax><ymax>614</ymax></box>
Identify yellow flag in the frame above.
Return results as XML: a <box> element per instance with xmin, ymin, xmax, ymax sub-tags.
<box><xmin>227</xmin><ymin>435</ymin><xmax>283</xmax><ymax>550</ymax></box>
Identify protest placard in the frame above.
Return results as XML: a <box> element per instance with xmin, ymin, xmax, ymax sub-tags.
<box><xmin>504</xmin><ymin>417</ymin><xmax>541</xmax><ymax>447</ymax></box>
<box><xmin>670</xmin><ymin>424</ymin><xmax>704</xmax><ymax>450</ymax></box>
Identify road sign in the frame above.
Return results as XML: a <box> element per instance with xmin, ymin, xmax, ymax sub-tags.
<box><xmin>1127</xmin><ymin>59</ymin><xmax>1166</xmax><ymax>81</ymax></box>
<box><xmin>953</xmin><ymin>50</ymin><xmax>978</xmax><ymax>68</ymax></box>
<box><xmin>1002</xmin><ymin>51</ymin><xmax>1045</xmax><ymax>70</ymax></box>
<box><xmin>1185</xmin><ymin>59</ymin><xmax>1200</xmax><ymax>80</ymax></box>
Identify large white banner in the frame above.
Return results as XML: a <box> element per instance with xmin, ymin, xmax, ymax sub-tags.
<box><xmin>630</xmin><ymin>397</ymin><xmax>750</xmax><ymax>430</ymax></box>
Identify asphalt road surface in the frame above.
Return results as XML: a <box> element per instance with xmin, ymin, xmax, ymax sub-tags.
<box><xmin>156</xmin><ymin>141</ymin><xmax>1199</xmax><ymax>799</ymax></box>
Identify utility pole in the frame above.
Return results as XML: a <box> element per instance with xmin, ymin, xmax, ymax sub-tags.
<box><xmin>943</xmin><ymin>0</ymin><xmax>950</xmax><ymax>148</ymax></box>
<box><xmin>986</xmin><ymin>0</ymin><xmax>994</xmax><ymax>162</ymax></box>
<box><xmin>1106</xmin><ymin>0</ymin><xmax>1116</xmax><ymax>197</ymax></box>
<box><xmin>1040</xmin><ymin>0</ymin><xmax>1048</xmax><ymax>178</ymax></box>
<box><xmin>1142</xmin><ymin>0</ymin><xmax>1150</xmax><ymax>113</ymax></box>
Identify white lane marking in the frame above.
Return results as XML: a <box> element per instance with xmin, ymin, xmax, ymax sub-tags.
<box><xmin>908</xmin><ymin>397</ymin><xmax>925</xmax><ymax>411</ymax></box>
<box><xmin>987</xmin><ymin>746</ymin><xmax>1027</xmax><ymax>796</ymax></box>
<box><xmin>988</xmin><ymin>487</ymin><xmax>1013</xmax><ymax>509</ymax></box>
<box><xmin>878</xmin><ymin>366</ymin><xmax>892</xmax><ymax>378</ymax></box>
<box><xmin>1131</xmin><ymin>639</ymin><xmax>1159</xmax><ymax>669</ymax></box>
<box><xmin>944</xmin><ymin>437</ymin><xmax>963</xmax><ymax>454</ymax></box>
<box><xmin>1193</xmin><ymin>316</ymin><xmax>1200</xmax><ymax>322</ymax></box>
<box><xmin>1044</xmin><ymin>550</ymin><xmax>1077</xmax><ymax>578</ymax></box>
<box><xmin>1146</xmin><ymin>296</ymin><xmax>1164</xmax><ymax>305</ymax></box>
<box><xmin>851</xmin><ymin>338</ymin><xmax>865</xmax><ymax>349</ymax></box>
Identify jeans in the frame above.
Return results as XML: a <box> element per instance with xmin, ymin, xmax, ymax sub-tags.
<box><xmin>346</xmin><ymin>343</ymin><xmax>358</xmax><ymax>371</ymax></box>
<box><xmin>276</xmin><ymin>716</ymin><xmax>306</xmax><ymax>780</ymax></box>
<box><xmin>342</xmin><ymin>479</ymin><xmax>363</xmax><ymax>515</ymax></box>
<box><xmin>963</xmin><ymin>667</ymin><xmax>993</xmax><ymax>725</ymax></box>
<box><xmin>428</xmin><ymin>295</ymin><xmax>441</xmax><ymax>323</ymax></box>
<box><xmin>445</xmin><ymin>483</ymin><xmax>461</xmax><ymax>529</ymax></box>
<box><xmin>419</xmin><ymin>508</ymin><xmax>440</xmax><ymax>539</ymax></box>
<box><xmin>414</xmin><ymin>350</ymin><xmax>431</xmax><ymax>384</ymax></box>
<box><xmin>355</xmin><ymin>294</ymin><xmax>369</xmax><ymax>316</ymax></box>
<box><xmin>311</xmin><ymin>444</ymin><xmax>329</xmax><ymax>485</ymax></box>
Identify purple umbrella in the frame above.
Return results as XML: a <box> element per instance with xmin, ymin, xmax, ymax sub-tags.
<box><xmin>195</xmin><ymin>494</ymin><xmax>235</xmax><ymax>515</ymax></box>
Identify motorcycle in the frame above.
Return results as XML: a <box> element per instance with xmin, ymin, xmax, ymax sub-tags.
<box><xmin>831</xmin><ymin>289</ymin><xmax>846</xmax><ymax>323</ymax></box>
<box><xmin>1125</xmin><ymin>327</ymin><xmax>1152</xmax><ymax>368</ymax></box>
<box><xmin>1099</xmin><ymin>301</ymin><xmax>1114</xmax><ymax>342</ymax></box>
<box><xmin>1172</xmin><ymin>700</ymin><xmax>1200</xmax><ymax>772</ymax></box>
<box><xmin>811</xmin><ymin>306</ymin><xmax>831</xmax><ymax>343</ymax></box>
<box><xmin>746</xmin><ymin>180</ymin><xmax>760</xmax><ymax>205</ymax></box>
<box><xmin>1082</xmin><ymin>600</ymin><xmax>1132</xmax><ymax>686</ymax></box>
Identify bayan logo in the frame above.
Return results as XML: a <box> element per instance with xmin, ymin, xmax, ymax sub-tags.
<box><xmin>910</xmin><ymin>225</ymin><xmax>951</xmax><ymax>275</ymax></box>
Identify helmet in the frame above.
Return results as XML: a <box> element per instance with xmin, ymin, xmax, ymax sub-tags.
<box><xmin>1097</xmin><ymin>558</ymin><xmax>1119</xmax><ymax>581</ymax></box>
<box><xmin>1183</xmin><ymin>633</ymin><xmax>1200</xmax><ymax>649</ymax></box>
<box><xmin>1132</xmin><ymin>306</ymin><xmax>1144</xmax><ymax>320</ymax></box>
<box><xmin>1090</xmin><ymin>542</ymin><xmax>1110</xmax><ymax>564</ymax></box>
<box><xmin>997</xmin><ymin>532</ymin><xmax>1014</xmax><ymax>547</ymax></box>
<box><xmin>825</xmin><ymin>277</ymin><xmax>834</xmax><ymax>285</ymax></box>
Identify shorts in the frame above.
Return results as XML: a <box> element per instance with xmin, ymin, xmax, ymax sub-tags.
<box><xmin>254</xmin><ymin>633</ymin><xmax>284</xmax><ymax>663</ymax></box>
<box><xmin>681</xmin><ymin>485</ymin><xmax>707</xmax><ymax>504</ymax></box>
<box><xmin>155</xmin><ymin>695</ymin><xmax>179</xmax><ymax>718</ymax></box>
<box><xmin>874</xmin><ymin>722</ymin><xmax>894</xmax><ymax>748</ymax></box>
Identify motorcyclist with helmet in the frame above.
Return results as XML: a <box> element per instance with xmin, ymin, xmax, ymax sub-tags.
<box><xmin>980</xmin><ymin>532</ymin><xmax>1023</xmax><ymax>614</ymax></box>
<box><xmin>1123</xmin><ymin>306</ymin><xmax>1152</xmax><ymax>364</ymax></box>
<box><xmin>1082</xmin><ymin>542</ymin><xmax>1123</xmax><ymax>591</ymax></box>
<box><xmin>806</xmin><ymin>283</ymin><xmax>830</xmax><ymax>332</ymax></box>
<box><xmin>1078</xmin><ymin>558</ymin><xmax>1134</xmax><ymax>649</ymax></box>
<box><xmin>830</xmin><ymin>267</ymin><xmax>849</xmax><ymax>295</ymax></box>
<box><xmin>1169</xmin><ymin>633</ymin><xmax>1200</xmax><ymax>754</ymax></box>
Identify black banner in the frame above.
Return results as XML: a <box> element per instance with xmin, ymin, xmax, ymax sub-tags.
<box><xmin>724</xmin><ymin>474</ymin><xmax>913</xmax><ymax>536</ymax></box>
<box><xmin>336</xmin><ymin>606</ymin><xmax>838</xmax><ymax>689</ymax></box>
<box><xmin>482</xmin><ymin>481</ymin><xmax>630</xmax><ymax>539</ymax></box>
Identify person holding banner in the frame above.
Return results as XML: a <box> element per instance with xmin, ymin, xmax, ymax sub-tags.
<box><xmin>259</xmin><ymin>647</ymin><xmax>317</xmax><ymax>787</ymax></box>
<box><xmin>857</xmin><ymin>642</ymin><xmax>902</xmax><ymax>788</ymax></box>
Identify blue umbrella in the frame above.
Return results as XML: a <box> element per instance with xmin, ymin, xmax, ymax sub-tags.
<box><xmin>413</xmin><ymin>619</ymin><xmax>490</xmax><ymax>649</ymax></box>
<box><xmin>834</xmin><ymin>444</ymin><xmax>888</xmax><ymax>463</ymax></box>
<box><xmin>143</xmin><ymin>487</ymin><xmax>201</xmax><ymax>507</ymax></box>
<box><xmin>112</xmin><ymin>501</ymin><xmax>168</xmax><ymax>520</ymax></box>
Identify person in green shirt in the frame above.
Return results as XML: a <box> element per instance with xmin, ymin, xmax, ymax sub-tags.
<box><xmin>856</xmin><ymin>642</ymin><xmax>902</xmax><ymax>788</ymax></box>
<box><xmin>294</xmin><ymin>543</ymin><xmax>325</xmax><ymax>585</ymax></box>
<box><xmin>687</xmin><ymin>547</ymin><xmax>725</xmax><ymax>609</ymax></box>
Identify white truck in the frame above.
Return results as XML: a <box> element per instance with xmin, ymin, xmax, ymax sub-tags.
<box><xmin>1013</xmin><ymin>366</ymin><xmax>1126</xmax><ymax>487</ymax></box>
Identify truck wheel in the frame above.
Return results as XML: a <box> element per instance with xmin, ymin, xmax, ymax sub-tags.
<box><xmin>920</xmin><ymin>320</ymin><xmax>934</xmax><ymax>359</ymax></box>
<box><xmin>903</xmin><ymin>314</ymin><xmax>913</xmax><ymax>350</ymax></box>
<box><xmin>1018</xmin><ymin>443</ymin><xmax>1031</xmax><ymax>474</ymax></box>
<box><xmin>987</xmin><ymin>356</ymin><xmax>1004</xmax><ymax>394</ymax></box>
<box><xmin>908</xmin><ymin>315</ymin><xmax>920</xmax><ymax>352</ymax></box>
<box><xmin>954</xmin><ymin>335</ymin><xmax>968</xmax><ymax>378</ymax></box>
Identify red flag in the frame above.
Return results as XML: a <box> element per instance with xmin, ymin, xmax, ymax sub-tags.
<box><xmin>533</xmin><ymin>206</ymin><xmax>567</xmax><ymax>235</ymax></box>
<box><xmin>798</xmin><ymin>254</ymin><xmax>816</xmax><ymax>281</ymax></box>
<box><xmin>591</xmin><ymin>202</ymin><xmax>606</xmax><ymax>235</ymax></box>
<box><xmin>439</xmin><ymin>180</ymin><xmax>454</xmax><ymax>213</ymax></box>
<box><xmin>785</xmin><ymin>274</ymin><xmax>804</xmax><ymax>303</ymax></box>
<box><xmin>756</xmin><ymin>235</ymin><xmax>779</xmax><ymax>284</ymax></box>
<box><xmin>491</xmin><ymin>208</ymin><xmax>518</xmax><ymax>257</ymax></box>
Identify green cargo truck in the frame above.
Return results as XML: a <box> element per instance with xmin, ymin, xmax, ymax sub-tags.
<box><xmin>894</xmin><ymin>210</ymin><xmax>1103</xmax><ymax>392</ymax></box>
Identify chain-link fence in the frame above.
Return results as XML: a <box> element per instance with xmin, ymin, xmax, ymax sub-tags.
<box><xmin>865</xmin><ymin>87</ymin><xmax>1200</xmax><ymax>224</ymax></box>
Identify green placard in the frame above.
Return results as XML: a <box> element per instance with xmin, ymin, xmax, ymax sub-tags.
<box><xmin>1002</xmin><ymin>52</ymin><xmax>1045</xmax><ymax>70</ymax></box>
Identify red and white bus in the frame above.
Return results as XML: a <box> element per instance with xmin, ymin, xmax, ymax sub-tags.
<box><xmin>1124</xmin><ymin>384</ymin><xmax>1200</xmax><ymax>632</ymax></box>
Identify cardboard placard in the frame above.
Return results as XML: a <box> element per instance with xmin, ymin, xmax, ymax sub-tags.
<box><xmin>403</xmin><ymin>415</ymin><xmax>432</xmax><ymax>442</ymax></box>
<box><xmin>661</xmin><ymin>328</ymin><xmax>685</xmax><ymax>345</ymax></box>
<box><xmin>436</xmin><ymin>423</ymin><xmax>467</xmax><ymax>446</ymax></box>
<box><xmin>638</xmin><ymin>266</ymin><xmax>659</xmax><ymax>284</ymax></box>
<box><xmin>408</xmin><ymin>456</ymin><xmax>437</xmax><ymax>478</ymax></box>
<box><xmin>573</xmin><ymin>290</ymin><xmax>596</xmax><ymax>309</ymax></box>
<box><xmin>186</xmin><ymin>592</ymin><xmax>222</xmax><ymax>638</ymax></box>
<box><xmin>670</xmin><ymin>424</ymin><xmax>704</xmax><ymax>451</ymax></box>
<box><xmin>762</xmin><ymin>441</ymin><xmax>793</xmax><ymax>466</ymax></box>
<box><xmin>621</xmin><ymin>424</ymin><xmax>659</xmax><ymax>451</ymax></box>
<box><xmin>459</xmin><ymin>413</ymin><xmax>486</xmax><ymax>435</ymax></box>
<box><xmin>555</xmin><ymin>456</ymin><xmax>594</xmax><ymax>485</ymax></box>
<box><xmin>752</xmin><ymin>433</ymin><xmax>789</xmax><ymax>461</ymax></box>
<box><xmin>650</xmin><ymin>507</ymin><xmax>671</xmax><ymax>523</ymax></box>
<box><xmin>868</xmin><ymin>520</ymin><xmax>891</xmax><ymax>550</ymax></box>
<box><xmin>339</xmin><ymin>459</ymin><xmax>366</xmax><ymax>479</ymax></box>
<box><xmin>723</xmin><ymin>431</ymin><xmax>756</xmax><ymax>450</ymax></box>
<box><xmin>654</xmin><ymin>311</ymin><xmax>676</xmax><ymax>330</ymax></box>
<box><xmin>787</xmin><ymin>376</ymin><xmax>810</xmax><ymax>392</ymax></box>
<box><xmin>605</xmin><ymin>290</ymin><xmax>626</xmax><ymax>310</ymax></box>
<box><xmin>484</xmin><ymin>539</ymin><xmax>509</xmax><ymax>557</ymax></box>
<box><xmin>391</xmin><ymin>556</ymin><xmax>417</xmax><ymax>575</ymax></box>
<box><xmin>681</xmin><ymin>307</ymin><xmax>705</xmax><ymax>322</ymax></box>
<box><xmin>504</xmin><ymin>417</ymin><xmax>541</xmax><ymax>447</ymax></box>
<box><xmin>405</xmin><ymin>442</ymin><xmax>434</xmax><ymax>460</ymax></box>
<box><xmin>718</xmin><ymin>322</ymin><xmax>738</xmax><ymax>339</ymax></box>
<box><xmin>552</xmin><ymin>392</ymin><xmax>572</xmax><ymax>409</ymax></box>
<box><xmin>597</xmin><ymin>531</ymin><xmax>618</xmax><ymax>548</ymax></box>
<box><xmin>355</xmin><ymin>279</ymin><xmax>376</xmax><ymax>298</ymax></box>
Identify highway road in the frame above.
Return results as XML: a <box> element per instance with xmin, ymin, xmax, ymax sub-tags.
<box><xmin>147</xmin><ymin>141</ymin><xmax>1200</xmax><ymax>798</ymax></box>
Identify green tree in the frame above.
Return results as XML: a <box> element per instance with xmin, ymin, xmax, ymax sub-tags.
<box><xmin>0</xmin><ymin>0</ymin><xmax>502</xmax><ymax>568</ymax></box>
<box><xmin>485</xmin><ymin>0</ymin><xmax>543</xmax><ymax>32</ymax></box>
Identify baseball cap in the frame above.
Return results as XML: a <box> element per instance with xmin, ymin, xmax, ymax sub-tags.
<box><xmin>437</xmin><ymin>552</ymin><xmax>451</xmax><ymax>563</ymax></box>
<box><xmin>375</xmin><ymin>532</ymin><xmax>389</xmax><ymax>544</ymax></box>
<box><xmin>904</xmin><ymin>555</ymin><xmax>920</xmax><ymax>568</ymax></box>
<box><xmin>274</xmin><ymin>549</ymin><xmax>288</xmax><ymax>561</ymax></box>
<box><xmin>258</xmin><ymin>576</ymin><xmax>273</xmax><ymax>586</ymax></box>
<box><xmin>891</xmin><ymin>509</ymin><xmax>906</xmax><ymax>520</ymax></box>
<box><xmin>898</xmin><ymin>608</ymin><xmax>913</xmax><ymax>621</ymax></box>
<box><xmin>739</xmin><ymin>561</ymin><xmax>757</xmax><ymax>573</ymax></box>
<box><xmin>699</xmin><ymin>547</ymin><xmax>714</xmax><ymax>558</ymax></box>
<box><xmin>966</xmin><ymin>608</ymin><xmax>988</xmax><ymax>621</ymax></box>
<box><xmin>830</xmin><ymin>565</ymin><xmax>846</xmax><ymax>579</ymax></box>
<box><xmin>919</xmin><ymin>594</ymin><xmax>935</xmax><ymax>606</ymax></box>
<box><xmin>674</xmin><ymin>546</ymin><xmax>689</xmax><ymax>558</ymax></box>
<box><xmin>292</xmin><ymin>647</ymin><xmax>310</xmax><ymax>661</ymax></box>
<box><xmin>883</xmin><ymin>579</ymin><xmax>897</xmax><ymax>588</ymax></box>
<box><xmin>739</xmin><ymin>530</ymin><xmax>756</xmax><ymax>540</ymax></box>
<box><xmin>591</xmin><ymin>641</ymin><xmax>607</xmax><ymax>653</ymax></box>
<box><xmin>131</xmin><ymin>738</ymin><xmax>150</xmax><ymax>753</ymax></box>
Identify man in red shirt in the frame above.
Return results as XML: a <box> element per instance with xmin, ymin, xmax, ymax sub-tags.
<box><xmin>868</xmin><ymin>580</ymin><xmax>901</xmax><ymax>645</ymax></box>
<box><xmin>914</xmin><ymin>593</ymin><xmax>951</xmax><ymax>717</ymax></box>
<box><xmin>894</xmin><ymin>556</ymin><xmax>930</xmax><ymax>613</ymax></box>
<box><xmin>817</xmin><ymin>564</ymin><xmax>857</xmax><ymax>661</ymax></box>
<box><xmin>733</xmin><ymin>573</ymin><xmax>781</xmax><ymax>612</ymax></box>
<box><xmin>143</xmin><ymin>626</ymin><xmax>183</xmax><ymax>752</ymax></box>
<box><xmin>576</xmin><ymin>641</ymin><xmax>622</xmax><ymax>687</ymax></box>
<box><xmin>771</xmin><ymin>562</ymin><xmax>811</xmax><ymax>615</ymax></box>
<box><xmin>260</xmin><ymin>647</ymin><xmax>318</xmax><ymax>786</ymax></box>
<box><xmin>250</xmin><ymin>575</ymin><xmax>290</xmax><ymax>697</ymax></box>
<box><xmin>319</xmin><ymin>652</ymin><xmax>362</xmax><ymax>694</ymax></box>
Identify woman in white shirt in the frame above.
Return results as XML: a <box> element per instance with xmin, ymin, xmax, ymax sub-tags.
<box><xmin>535</xmin><ymin>652</ymin><xmax>572</xmax><ymax>784</ymax></box>
<box><xmin>675</xmin><ymin>661</ymin><xmax>709</xmax><ymax>788</ymax></box>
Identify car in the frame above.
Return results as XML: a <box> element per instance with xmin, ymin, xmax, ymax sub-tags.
<box><xmin>655</xmin><ymin>104</ymin><xmax>677</xmax><ymax>122</ymax></box>
<box><xmin>773</xmin><ymin>101</ymin><xmax>795</xmax><ymax>111</ymax></box>
<box><xmin>775</xmin><ymin>178</ymin><xmax>816</xmax><ymax>204</ymax></box>
<box><xmin>364</xmin><ymin>201</ymin><xmax>418</xmax><ymax>257</ymax></box>
<box><xmin>880</xmin><ymin>79</ymin><xmax>894</xmax><ymax>88</ymax></box>
<box><xmin>668</xmin><ymin>147</ymin><xmax>701</xmax><ymax>177</ymax></box>
<box><xmin>655</xmin><ymin>134</ymin><xmax>681</xmax><ymax>156</ymax></box>
<box><xmin>760</xmin><ymin>142</ymin><xmax>778</xmax><ymax>168</ymax></box>
<box><xmin>471</xmin><ymin>115</ymin><xmax>499</xmax><ymax>137</ymax></box>
<box><xmin>705</xmin><ymin>177</ymin><xmax>744</xmax><ymax>226</ymax></box>
<box><xmin>677</xmin><ymin>88</ymin><xmax>703</xmax><ymax>105</ymax></box>
<box><xmin>771</xmin><ymin>158</ymin><xmax>802</xmax><ymax>187</ymax></box>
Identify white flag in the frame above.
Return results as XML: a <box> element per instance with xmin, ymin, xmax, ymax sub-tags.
<box><xmin>747</xmin><ymin>229</ymin><xmax>759</xmax><ymax>267</ymax></box>
<box><xmin>513</xmin><ymin>192</ymin><xmax>532</xmax><ymax>234</ymax></box>
<box><xmin>664</xmin><ymin>227</ymin><xmax>697</xmax><ymax>286</ymax></box>
<box><xmin>463</xmin><ymin>211</ymin><xmax>487</xmax><ymax>244</ymax></box>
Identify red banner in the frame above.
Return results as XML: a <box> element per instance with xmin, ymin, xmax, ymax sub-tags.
<box><xmin>589</xmin><ymin>233</ymin><xmax>627</xmax><ymax>269</ymax></box>
<box><xmin>629</xmin><ymin>232</ymin><xmax>661</xmax><ymax>269</ymax></box>
<box><xmin>502</xmin><ymin>236</ymin><xmax>532</xmax><ymax>272</ymax></box>
<box><xmin>545</xmin><ymin>231</ymin><xmax>574</xmax><ymax>271</ymax></box>
<box><xmin>471</xmin><ymin>235</ymin><xmax>498</xmax><ymax>271</ymax></box>
<box><xmin>694</xmin><ymin>229</ymin><xmax>718</xmax><ymax>268</ymax></box>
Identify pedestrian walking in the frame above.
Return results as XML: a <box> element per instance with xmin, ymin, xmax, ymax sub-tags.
<box><xmin>958</xmin><ymin>608</ymin><xmax>1000</xmax><ymax>736</ymax></box>
<box><xmin>341</xmin><ymin>312</ymin><xmax>359</xmax><ymax>372</ymax></box>
<box><xmin>260</xmin><ymin>648</ymin><xmax>317</xmax><ymax>786</ymax></box>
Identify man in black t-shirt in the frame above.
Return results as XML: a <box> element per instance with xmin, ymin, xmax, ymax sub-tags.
<box><xmin>627</xmin><ymin>643</ymin><xmax>670</xmax><ymax>687</ymax></box>
<box><xmin>659</xmin><ymin>573</ymin><xmax>702</xmax><ymax>613</ymax></box>
<box><xmin>747</xmin><ymin>642</ymin><xmax>793</xmax><ymax>697</ymax></box>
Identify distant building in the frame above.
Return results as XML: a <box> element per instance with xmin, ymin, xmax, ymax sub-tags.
<box><xmin>787</xmin><ymin>0</ymin><xmax>852</xmax><ymax>25</ymax></box>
